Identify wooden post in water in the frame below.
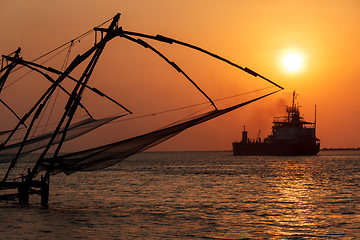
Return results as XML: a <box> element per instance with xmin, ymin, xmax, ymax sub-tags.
<box><xmin>40</xmin><ymin>176</ymin><xmax>49</xmax><ymax>207</ymax></box>
<box><xmin>18</xmin><ymin>182</ymin><xmax>29</xmax><ymax>205</ymax></box>
<box><xmin>18</xmin><ymin>170</ymin><xmax>29</xmax><ymax>204</ymax></box>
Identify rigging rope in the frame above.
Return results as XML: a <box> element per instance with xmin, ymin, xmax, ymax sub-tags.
<box><xmin>2</xmin><ymin>16</ymin><xmax>114</xmax><ymax>90</ymax></box>
<box><xmin>61</xmin><ymin>40</ymin><xmax>74</xmax><ymax>71</ymax></box>
<box><xmin>110</xmin><ymin>86</ymin><xmax>275</xmax><ymax>124</ymax></box>
<box><xmin>3</xmin><ymin>46</ymin><xmax>70</xmax><ymax>90</ymax></box>
<box><xmin>28</xmin><ymin>16</ymin><xmax>113</xmax><ymax>65</ymax></box>
<box><xmin>158</xmin><ymin>104</ymin><xmax>213</xmax><ymax>131</ymax></box>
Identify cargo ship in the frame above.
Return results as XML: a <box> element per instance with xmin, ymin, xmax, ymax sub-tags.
<box><xmin>233</xmin><ymin>91</ymin><xmax>320</xmax><ymax>156</ymax></box>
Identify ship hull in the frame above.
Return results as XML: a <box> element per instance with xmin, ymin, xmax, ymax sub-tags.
<box><xmin>232</xmin><ymin>141</ymin><xmax>320</xmax><ymax>156</ymax></box>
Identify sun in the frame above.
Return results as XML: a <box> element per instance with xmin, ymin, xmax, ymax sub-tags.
<box><xmin>282</xmin><ymin>53</ymin><xmax>303</xmax><ymax>72</ymax></box>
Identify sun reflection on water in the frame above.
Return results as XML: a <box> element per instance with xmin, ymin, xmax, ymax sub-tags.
<box><xmin>259</xmin><ymin>156</ymin><xmax>358</xmax><ymax>238</ymax></box>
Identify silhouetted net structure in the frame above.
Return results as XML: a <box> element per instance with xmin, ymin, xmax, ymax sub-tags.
<box><xmin>36</xmin><ymin>91</ymin><xmax>278</xmax><ymax>175</ymax></box>
<box><xmin>0</xmin><ymin>115</ymin><xmax>122</xmax><ymax>164</ymax></box>
<box><xmin>0</xmin><ymin>13</ymin><xmax>284</xmax><ymax>207</ymax></box>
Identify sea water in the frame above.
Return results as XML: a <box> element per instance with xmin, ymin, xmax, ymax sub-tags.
<box><xmin>0</xmin><ymin>150</ymin><xmax>359</xmax><ymax>239</ymax></box>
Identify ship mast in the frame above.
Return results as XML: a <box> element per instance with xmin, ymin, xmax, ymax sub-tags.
<box><xmin>292</xmin><ymin>91</ymin><xmax>296</xmax><ymax>109</ymax></box>
<box><xmin>287</xmin><ymin>90</ymin><xmax>297</xmax><ymax>122</ymax></box>
<box><xmin>315</xmin><ymin>104</ymin><xmax>317</xmax><ymax>134</ymax></box>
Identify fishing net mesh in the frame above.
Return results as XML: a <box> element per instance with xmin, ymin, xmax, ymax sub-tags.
<box><xmin>38</xmin><ymin>92</ymin><xmax>275</xmax><ymax>175</ymax></box>
<box><xmin>0</xmin><ymin>115</ymin><xmax>123</xmax><ymax>164</ymax></box>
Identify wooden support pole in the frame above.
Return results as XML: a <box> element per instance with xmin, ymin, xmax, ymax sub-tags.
<box><xmin>40</xmin><ymin>183</ymin><xmax>49</xmax><ymax>207</ymax></box>
<box><xmin>40</xmin><ymin>175</ymin><xmax>49</xmax><ymax>207</ymax></box>
<box><xmin>18</xmin><ymin>183</ymin><xmax>29</xmax><ymax>205</ymax></box>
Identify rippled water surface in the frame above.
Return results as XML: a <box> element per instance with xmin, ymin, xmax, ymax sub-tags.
<box><xmin>1</xmin><ymin>150</ymin><xmax>360</xmax><ymax>239</ymax></box>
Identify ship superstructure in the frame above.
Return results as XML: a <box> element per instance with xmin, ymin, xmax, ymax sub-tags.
<box><xmin>233</xmin><ymin>91</ymin><xmax>320</xmax><ymax>156</ymax></box>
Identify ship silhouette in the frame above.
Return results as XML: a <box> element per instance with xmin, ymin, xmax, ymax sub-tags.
<box><xmin>233</xmin><ymin>91</ymin><xmax>320</xmax><ymax>156</ymax></box>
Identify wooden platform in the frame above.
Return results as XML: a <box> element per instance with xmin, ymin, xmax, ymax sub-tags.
<box><xmin>0</xmin><ymin>179</ymin><xmax>49</xmax><ymax>207</ymax></box>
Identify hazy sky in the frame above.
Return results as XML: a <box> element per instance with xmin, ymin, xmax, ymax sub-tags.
<box><xmin>1</xmin><ymin>0</ymin><xmax>360</xmax><ymax>150</ymax></box>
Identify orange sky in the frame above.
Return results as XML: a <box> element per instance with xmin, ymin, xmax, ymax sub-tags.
<box><xmin>1</xmin><ymin>0</ymin><xmax>360</xmax><ymax>151</ymax></box>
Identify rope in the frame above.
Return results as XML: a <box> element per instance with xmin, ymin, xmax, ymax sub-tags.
<box><xmin>29</xmin><ymin>16</ymin><xmax>113</xmax><ymax>64</ymax></box>
<box><xmin>2</xmin><ymin>16</ymin><xmax>114</xmax><ymax>90</ymax></box>
<box><xmin>3</xmin><ymin>46</ymin><xmax>70</xmax><ymax>90</ymax></box>
<box><xmin>111</xmin><ymin>86</ymin><xmax>275</xmax><ymax>124</ymax></box>
<box><xmin>61</xmin><ymin>40</ymin><xmax>74</xmax><ymax>71</ymax></box>
<box><xmin>158</xmin><ymin>104</ymin><xmax>213</xmax><ymax>131</ymax></box>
